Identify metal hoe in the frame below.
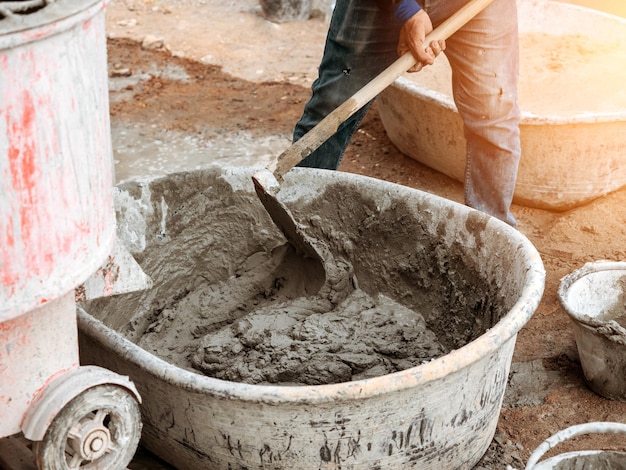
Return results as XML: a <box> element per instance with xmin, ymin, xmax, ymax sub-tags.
<box><xmin>252</xmin><ymin>0</ymin><xmax>498</xmax><ymax>284</ymax></box>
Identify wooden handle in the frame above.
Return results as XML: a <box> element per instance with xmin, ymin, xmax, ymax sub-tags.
<box><xmin>268</xmin><ymin>0</ymin><xmax>497</xmax><ymax>180</ymax></box>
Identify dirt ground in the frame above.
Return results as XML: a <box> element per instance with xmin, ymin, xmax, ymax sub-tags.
<box><xmin>101</xmin><ymin>0</ymin><xmax>626</xmax><ymax>468</ymax></box>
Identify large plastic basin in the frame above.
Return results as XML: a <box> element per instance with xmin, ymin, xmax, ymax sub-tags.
<box><xmin>78</xmin><ymin>166</ymin><xmax>544</xmax><ymax>469</ymax></box>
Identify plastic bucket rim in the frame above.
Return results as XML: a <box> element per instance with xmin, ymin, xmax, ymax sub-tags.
<box><xmin>525</xmin><ymin>421</ymin><xmax>626</xmax><ymax>470</ymax></box>
<box><xmin>557</xmin><ymin>260</ymin><xmax>626</xmax><ymax>323</ymax></box>
<box><xmin>531</xmin><ymin>450</ymin><xmax>626</xmax><ymax>470</ymax></box>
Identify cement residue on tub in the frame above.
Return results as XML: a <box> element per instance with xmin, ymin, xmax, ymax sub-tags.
<box><xmin>86</xmin><ymin>168</ymin><xmax>508</xmax><ymax>387</ymax></box>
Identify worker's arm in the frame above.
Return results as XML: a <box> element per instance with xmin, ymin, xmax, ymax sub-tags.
<box><xmin>376</xmin><ymin>0</ymin><xmax>445</xmax><ymax>72</ymax></box>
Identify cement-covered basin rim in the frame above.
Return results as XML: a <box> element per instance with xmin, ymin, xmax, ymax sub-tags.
<box><xmin>392</xmin><ymin>76</ymin><xmax>626</xmax><ymax>125</ymax></box>
<box><xmin>78</xmin><ymin>169</ymin><xmax>545</xmax><ymax>405</ymax></box>
<box><xmin>0</xmin><ymin>0</ymin><xmax>107</xmax><ymax>49</ymax></box>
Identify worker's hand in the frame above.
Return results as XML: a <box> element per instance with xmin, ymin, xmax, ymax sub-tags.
<box><xmin>398</xmin><ymin>10</ymin><xmax>446</xmax><ymax>73</ymax></box>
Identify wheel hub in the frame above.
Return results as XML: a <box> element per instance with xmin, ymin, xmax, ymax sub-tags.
<box><xmin>69</xmin><ymin>418</ymin><xmax>111</xmax><ymax>461</ymax></box>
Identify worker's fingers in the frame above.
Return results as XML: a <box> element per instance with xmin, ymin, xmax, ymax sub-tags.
<box><xmin>399</xmin><ymin>42</ymin><xmax>433</xmax><ymax>72</ymax></box>
<box><xmin>401</xmin><ymin>38</ymin><xmax>446</xmax><ymax>73</ymax></box>
<box><xmin>422</xmin><ymin>39</ymin><xmax>445</xmax><ymax>62</ymax></box>
<box><xmin>398</xmin><ymin>43</ymin><xmax>433</xmax><ymax>63</ymax></box>
<box><xmin>429</xmin><ymin>39</ymin><xmax>446</xmax><ymax>57</ymax></box>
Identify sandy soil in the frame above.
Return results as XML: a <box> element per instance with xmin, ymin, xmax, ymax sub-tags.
<box><xmin>102</xmin><ymin>0</ymin><xmax>626</xmax><ymax>468</ymax></box>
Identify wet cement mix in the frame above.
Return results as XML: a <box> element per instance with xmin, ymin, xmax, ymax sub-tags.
<box><xmin>109</xmin><ymin>171</ymin><xmax>500</xmax><ymax>387</ymax></box>
<box><xmin>104</xmin><ymin>0</ymin><xmax>626</xmax><ymax>467</ymax></box>
<box><xmin>207</xmin><ymin>298</ymin><xmax>438</xmax><ymax>384</ymax></box>
<box><xmin>157</xmin><ymin>269</ymin><xmax>447</xmax><ymax>385</ymax></box>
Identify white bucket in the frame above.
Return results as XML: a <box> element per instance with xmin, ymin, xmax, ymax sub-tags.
<box><xmin>522</xmin><ymin>422</ymin><xmax>626</xmax><ymax>469</ymax></box>
<box><xmin>558</xmin><ymin>260</ymin><xmax>626</xmax><ymax>400</ymax></box>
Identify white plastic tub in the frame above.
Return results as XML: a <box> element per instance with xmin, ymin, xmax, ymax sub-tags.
<box><xmin>78</xmin><ymin>166</ymin><xmax>545</xmax><ymax>469</ymax></box>
<box><xmin>377</xmin><ymin>0</ymin><xmax>626</xmax><ymax>210</ymax></box>
<box><xmin>558</xmin><ymin>260</ymin><xmax>626</xmax><ymax>401</ymax></box>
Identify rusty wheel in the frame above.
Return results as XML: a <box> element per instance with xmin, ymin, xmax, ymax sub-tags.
<box><xmin>34</xmin><ymin>384</ymin><xmax>142</xmax><ymax>470</ymax></box>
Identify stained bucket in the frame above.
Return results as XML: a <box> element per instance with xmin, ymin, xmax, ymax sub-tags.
<box><xmin>558</xmin><ymin>260</ymin><xmax>626</xmax><ymax>400</ymax></box>
<box><xmin>522</xmin><ymin>422</ymin><xmax>626</xmax><ymax>469</ymax></box>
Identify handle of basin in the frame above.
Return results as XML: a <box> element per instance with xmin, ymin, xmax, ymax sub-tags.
<box><xmin>524</xmin><ymin>421</ymin><xmax>626</xmax><ymax>469</ymax></box>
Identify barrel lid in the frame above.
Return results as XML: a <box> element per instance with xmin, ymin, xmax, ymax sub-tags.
<box><xmin>0</xmin><ymin>0</ymin><xmax>103</xmax><ymax>39</ymax></box>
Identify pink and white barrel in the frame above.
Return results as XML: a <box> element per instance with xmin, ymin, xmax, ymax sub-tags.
<box><xmin>0</xmin><ymin>0</ymin><xmax>115</xmax><ymax>437</ymax></box>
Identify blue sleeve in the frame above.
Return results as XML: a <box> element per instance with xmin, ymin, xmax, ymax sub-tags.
<box><xmin>394</xmin><ymin>0</ymin><xmax>422</xmax><ymax>24</ymax></box>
